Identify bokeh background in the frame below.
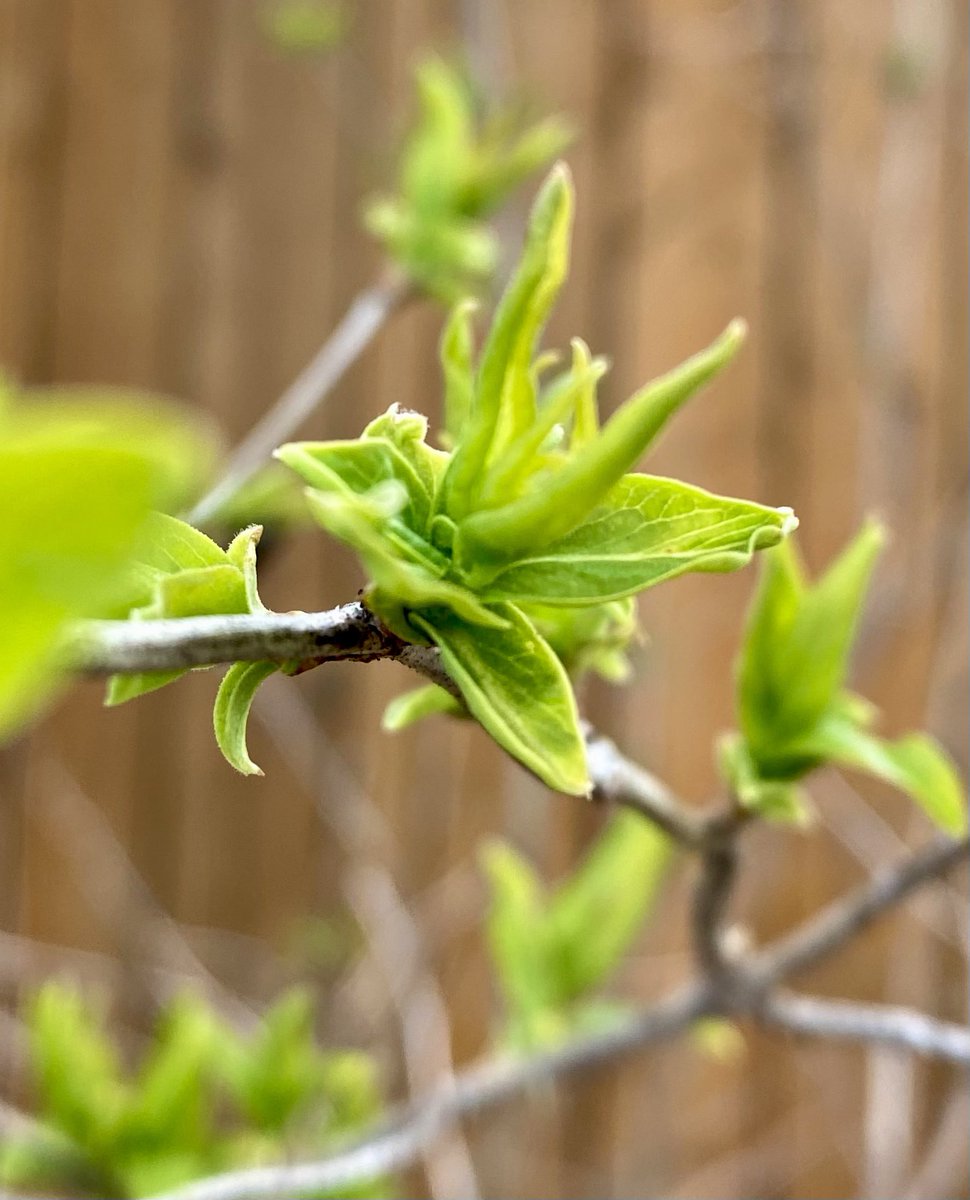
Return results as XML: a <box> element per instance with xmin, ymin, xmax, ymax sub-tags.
<box><xmin>1</xmin><ymin>1</ymin><xmax>967</xmax><ymax>1196</ymax></box>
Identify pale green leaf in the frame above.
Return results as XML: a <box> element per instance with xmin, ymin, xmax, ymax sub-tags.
<box><xmin>791</xmin><ymin>716</ymin><xmax>967</xmax><ymax>835</ymax></box>
<box><xmin>362</xmin><ymin>403</ymin><xmax>448</xmax><ymax>504</ymax></box>
<box><xmin>410</xmin><ymin>602</ymin><xmax>589</xmax><ymax>794</ymax></box>
<box><xmin>480</xmin><ymin>840</ymin><xmax>556</xmax><ymax>1034</ymax></box>
<box><xmin>136</xmin><ymin>512</ymin><xmax>227</xmax><ymax>574</ymax></box>
<box><xmin>381</xmin><ymin>684</ymin><xmax>461</xmax><ymax>731</ymax></box>
<box><xmin>275</xmin><ymin>439</ymin><xmax>432</xmax><ymax>533</ymax></box>
<box><xmin>301</xmin><ymin>488</ymin><xmax>506</xmax><ymax>630</ymax></box>
<box><xmin>457</xmin><ymin>319</ymin><xmax>749</xmax><ymax>563</ymax></box>
<box><xmin>443</xmin><ymin>164</ymin><xmax>573</xmax><ymax>516</ymax></box>
<box><xmin>480</xmin><ymin>475</ymin><xmax>797</xmax><ymax>603</ymax></box>
<box><xmin>546</xmin><ymin>811</ymin><xmax>671</xmax><ymax>1000</ymax></box>
<box><xmin>213</xmin><ymin>661</ymin><xmax>279</xmax><ymax>776</ymax></box>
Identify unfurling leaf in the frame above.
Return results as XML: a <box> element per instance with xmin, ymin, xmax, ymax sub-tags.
<box><xmin>726</xmin><ymin>522</ymin><xmax>966</xmax><ymax>834</ymax></box>
<box><xmin>105</xmin><ymin>518</ymin><xmax>265</xmax><ymax>707</ymax></box>
<box><xmin>282</xmin><ymin>164</ymin><xmax>796</xmax><ymax>788</ymax></box>
<box><xmin>789</xmin><ymin>717</ymin><xmax>966</xmax><ymax>836</ymax></box>
<box><xmin>213</xmin><ymin>661</ymin><xmax>279</xmax><ymax>776</ymax></box>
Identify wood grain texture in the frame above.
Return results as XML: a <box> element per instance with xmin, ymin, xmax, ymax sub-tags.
<box><xmin>1</xmin><ymin>1</ymin><xmax>966</xmax><ymax>1196</ymax></box>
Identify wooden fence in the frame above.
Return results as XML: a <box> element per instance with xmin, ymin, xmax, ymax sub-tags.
<box><xmin>1</xmin><ymin>1</ymin><xmax>967</xmax><ymax>1196</ymax></box>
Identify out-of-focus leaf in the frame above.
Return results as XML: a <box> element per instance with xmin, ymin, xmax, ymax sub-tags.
<box><xmin>546</xmin><ymin>811</ymin><xmax>671</xmax><ymax>1000</ymax></box>
<box><xmin>264</xmin><ymin>0</ymin><xmax>348</xmax><ymax>54</ymax></box>
<box><xmin>480</xmin><ymin>840</ymin><xmax>556</xmax><ymax>1046</ymax></box>
<box><xmin>717</xmin><ymin>733</ymin><xmax>812</xmax><ymax>825</ymax></box>
<box><xmin>381</xmin><ymin>683</ymin><xmax>461</xmax><ymax>731</ymax></box>
<box><xmin>27</xmin><ymin>983</ymin><xmax>129</xmax><ymax>1151</ymax></box>
<box><xmin>0</xmin><ymin>395</ymin><xmax>206</xmax><ymax>739</ymax></box>
<box><xmin>790</xmin><ymin>716</ymin><xmax>967</xmax><ymax>835</ymax></box>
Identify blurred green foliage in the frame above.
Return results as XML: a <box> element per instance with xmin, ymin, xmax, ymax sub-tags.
<box><xmin>481</xmin><ymin>811</ymin><xmax>671</xmax><ymax>1051</ymax></box>
<box><xmin>364</xmin><ymin>57</ymin><xmax>572</xmax><ymax>298</ymax></box>
<box><xmin>0</xmin><ymin>383</ymin><xmax>208</xmax><ymax>742</ymax></box>
<box><xmin>0</xmin><ymin>983</ymin><xmax>385</xmax><ymax>1199</ymax></box>
<box><xmin>721</xmin><ymin>522</ymin><xmax>966</xmax><ymax>833</ymax></box>
<box><xmin>263</xmin><ymin>0</ymin><xmax>350</xmax><ymax>54</ymax></box>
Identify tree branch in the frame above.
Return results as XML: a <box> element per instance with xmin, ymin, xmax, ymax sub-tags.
<box><xmin>757</xmin><ymin>992</ymin><xmax>970</xmax><ymax>1065</ymax></box>
<box><xmin>187</xmin><ymin>274</ymin><xmax>411</xmax><ymax>528</ymax></box>
<box><xmin>44</xmin><ymin>602</ymin><xmax>970</xmax><ymax>1200</ymax></box>
<box><xmin>148</xmin><ymin>986</ymin><xmax>711</xmax><ymax>1200</ymax></box>
<box><xmin>751</xmin><ymin>834</ymin><xmax>970</xmax><ymax>988</ymax></box>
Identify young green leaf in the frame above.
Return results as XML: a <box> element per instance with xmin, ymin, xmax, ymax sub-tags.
<box><xmin>443</xmin><ymin>163</ymin><xmax>573</xmax><ymax>517</ymax></box>
<box><xmin>480</xmin><ymin>840</ymin><xmax>557</xmax><ymax>1043</ymax></box>
<box><xmin>301</xmin><ymin>487</ymin><xmax>507</xmax><ymax>632</ymax></box>
<box><xmin>736</xmin><ymin>537</ymin><xmax>806</xmax><ymax>756</ymax></box>
<box><xmin>439</xmin><ymin>300</ymin><xmax>477</xmax><ymax>448</ymax></box>
<box><xmin>479</xmin><ymin>475</ymin><xmax>797</xmax><ymax>602</ymax></box>
<box><xmin>768</xmin><ymin>519</ymin><xmax>886</xmax><ymax>739</ymax></box>
<box><xmin>381</xmin><ymin>684</ymin><xmax>462</xmax><ymax>731</ymax></box>
<box><xmin>789</xmin><ymin>717</ymin><xmax>966</xmax><ymax>836</ymax></box>
<box><xmin>457</xmin><ymin>318</ymin><xmax>748</xmax><ymax>565</ymax></box>
<box><xmin>276</xmin><ymin>439</ymin><xmax>433</xmax><ymax>533</ymax></box>
<box><xmin>213</xmin><ymin>661</ymin><xmax>279</xmax><ymax>776</ymax></box>
<box><xmin>546</xmin><ymin>811</ymin><xmax>671</xmax><ymax>1001</ymax></box>
<box><xmin>411</xmin><ymin>602</ymin><xmax>589</xmax><ymax>794</ymax></box>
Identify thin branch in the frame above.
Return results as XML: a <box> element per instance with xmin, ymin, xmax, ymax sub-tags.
<box><xmin>751</xmin><ymin>834</ymin><xmax>970</xmax><ymax>989</ymax></box>
<box><xmin>148</xmin><ymin>985</ymin><xmax>710</xmax><ymax>1200</ymax></box>
<box><xmin>139</xmin><ymin>968</ymin><xmax>970</xmax><ymax>1200</ymax></box>
<box><xmin>757</xmin><ymin>992</ymin><xmax>970</xmax><ymax>1066</ymax></box>
<box><xmin>583</xmin><ymin>723</ymin><xmax>706</xmax><ymax>845</ymax></box>
<box><xmin>691</xmin><ymin>824</ymin><xmax>743</xmax><ymax>984</ymax></box>
<box><xmin>75</xmin><ymin>604</ymin><xmax>397</xmax><ymax>671</ymax></box>
<box><xmin>187</xmin><ymin>274</ymin><xmax>411</xmax><ymax>528</ymax></box>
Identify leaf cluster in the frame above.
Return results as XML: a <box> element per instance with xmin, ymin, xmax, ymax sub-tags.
<box><xmin>364</xmin><ymin>57</ymin><xmax>572</xmax><ymax>298</ymax></box>
<box><xmin>281</xmin><ymin>165</ymin><xmax>796</xmax><ymax>793</ymax></box>
<box><xmin>0</xmin><ymin>983</ymin><xmax>385</xmax><ymax>1199</ymax></box>
<box><xmin>723</xmin><ymin>523</ymin><xmax>966</xmax><ymax>833</ymax></box>
<box><xmin>481</xmin><ymin>812</ymin><xmax>671</xmax><ymax>1050</ymax></box>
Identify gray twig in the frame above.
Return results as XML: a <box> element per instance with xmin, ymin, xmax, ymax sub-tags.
<box><xmin>757</xmin><ymin>992</ymin><xmax>970</xmax><ymax>1066</ymax></box>
<box><xmin>147</xmin><ymin>986</ymin><xmax>710</xmax><ymax>1200</ymax></box>
<box><xmin>188</xmin><ymin>274</ymin><xmax>410</xmax><ymax>528</ymax></box>
<box><xmin>31</xmin><ymin>600</ymin><xmax>970</xmax><ymax>1200</ymax></box>
<box><xmin>750</xmin><ymin>834</ymin><xmax>970</xmax><ymax>989</ymax></box>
